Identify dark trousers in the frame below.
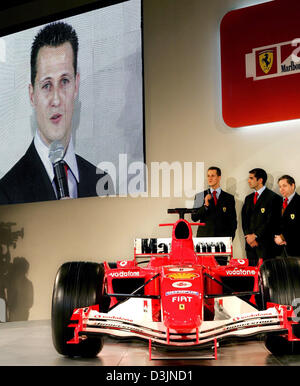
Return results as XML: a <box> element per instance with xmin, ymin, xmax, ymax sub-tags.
<box><xmin>245</xmin><ymin>244</ymin><xmax>277</xmax><ymax>266</ymax></box>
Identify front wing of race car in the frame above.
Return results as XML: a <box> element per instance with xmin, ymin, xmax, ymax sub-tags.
<box><xmin>67</xmin><ymin>297</ymin><xmax>298</xmax><ymax>349</ymax></box>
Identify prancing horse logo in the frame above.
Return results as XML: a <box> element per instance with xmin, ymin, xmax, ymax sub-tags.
<box><xmin>259</xmin><ymin>50</ymin><xmax>274</xmax><ymax>74</ymax></box>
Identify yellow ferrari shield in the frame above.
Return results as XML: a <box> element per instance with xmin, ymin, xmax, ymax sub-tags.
<box><xmin>291</xmin><ymin>214</ymin><xmax>295</xmax><ymax>220</ymax></box>
<box><xmin>261</xmin><ymin>208</ymin><xmax>265</xmax><ymax>213</ymax></box>
<box><xmin>259</xmin><ymin>50</ymin><xmax>274</xmax><ymax>74</ymax></box>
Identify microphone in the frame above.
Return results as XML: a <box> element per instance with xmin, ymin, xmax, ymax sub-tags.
<box><xmin>48</xmin><ymin>140</ymin><xmax>69</xmax><ymax>199</ymax></box>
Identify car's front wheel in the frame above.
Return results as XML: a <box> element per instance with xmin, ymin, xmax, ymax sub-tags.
<box><xmin>51</xmin><ymin>261</ymin><xmax>106</xmax><ymax>357</ymax></box>
<box><xmin>260</xmin><ymin>256</ymin><xmax>300</xmax><ymax>355</ymax></box>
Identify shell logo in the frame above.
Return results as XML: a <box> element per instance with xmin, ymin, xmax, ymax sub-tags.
<box><xmin>166</xmin><ymin>272</ymin><xmax>199</xmax><ymax>280</ymax></box>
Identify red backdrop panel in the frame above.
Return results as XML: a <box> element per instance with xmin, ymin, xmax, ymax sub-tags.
<box><xmin>220</xmin><ymin>0</ymin><xmax>300</xmax><ymax>128</ymax></box>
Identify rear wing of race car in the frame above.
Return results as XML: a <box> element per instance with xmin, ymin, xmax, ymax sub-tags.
<box><xmin>134</xmin><ymin>237</ymin><xmax>233</xmax><ymax>264</ymax></box>
<box><xmin>133</xmin><ymin>208</ymin><xmax>233</xmax><ymax>264</ymax></box>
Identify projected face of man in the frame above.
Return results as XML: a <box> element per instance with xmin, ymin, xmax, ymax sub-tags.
<box><xmin>29</xmin><ymin>42</ymin><xmax>80</xmax><ymax>149</ymax></box>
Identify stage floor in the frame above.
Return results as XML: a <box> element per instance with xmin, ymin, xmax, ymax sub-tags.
<box><xmin>1</xmin><ymin>320</ymin><xmax>300</xmax><ymax>366</ymax></box>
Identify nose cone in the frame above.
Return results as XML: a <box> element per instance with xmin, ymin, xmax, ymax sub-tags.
<box><xmin>160</xmin><ymin>266</ymin><xmax>203</xmax><ymax>331</ymax></box>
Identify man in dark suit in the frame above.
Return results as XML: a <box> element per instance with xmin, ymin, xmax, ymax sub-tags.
<box><xmin>0</xmin><ymin>22</ymin><xmax>113</xmax><ymax>205</ymax></box>
<box><xmin>274</xmin><ymin>175</ymin><xmax>300</xmax><ymax>257</ymax></box>
<box><xmin>191</xmin><ymin>166</ymin><xmax>237</xmax><ymax>239</ymax></box>
<box><xmin>242</xmin><ymin>168</ymin><xmax>281</xmax><ymax>266</ymax></box>
<box><xmin>0</xmin><ymin>141</ymin><xmax>109</xmax><ymax>205</ymax></box>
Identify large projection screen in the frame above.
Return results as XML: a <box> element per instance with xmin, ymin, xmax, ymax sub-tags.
<box><xmin>0</xmin><ymin>0</ymin><xmax>144</xmax><ymax>203</ymax></box>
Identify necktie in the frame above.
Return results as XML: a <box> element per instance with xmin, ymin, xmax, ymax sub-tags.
<box><xmin>253</xmin><ymin>192</ymin><xmax>259</xmax><ymax>205</ymax></box>
<box><xmin>282</xmin><ymin>197</ymin><xmax>288</xmax><ymax>214</ymax></box>
<box><xmin>213</xmin><ymin>190</ymin><xmax>218</xmax><ymax>206</ymax></box>
<box><xmin>64</xmin><ymin>162</ymin><xmax>68</xmax><ymax>178</ymax></box>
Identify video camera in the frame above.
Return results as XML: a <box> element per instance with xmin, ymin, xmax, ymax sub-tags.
<box><xmin>0</xmin><ymin>222</ymin><xmax>24</xmax><ymax>249</ymax></box>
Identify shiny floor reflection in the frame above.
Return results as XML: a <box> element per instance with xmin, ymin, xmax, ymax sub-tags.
<box><xmin>0</xmin><ymin>320</ymin><xmax>299</xmax><ymax>366</ymax></box>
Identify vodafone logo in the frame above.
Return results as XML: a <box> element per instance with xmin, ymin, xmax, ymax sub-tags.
<box><xmin>172</xmin><ymin>281</ymin><xmax>192</xmax><ymax>289</ymax></box>
<box><xmin>226</xmin><ymin>268</ymin><xmax>256</xmax><ymax>276</ymax></box>
<box><xmin>109</xmin><ymin>271</ymin><xmax>140</xmax><ymax>278</ymax></box>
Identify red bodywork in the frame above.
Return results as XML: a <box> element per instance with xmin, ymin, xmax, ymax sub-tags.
<box><xmin>104</xmin><ymin>219</ymin><xmax>259</xmax><ymax>325</ymax></box>
<box><xmin>68</xmin><ymin>215</ymin><xmax>300</xmax><ymax>356</ymax></box>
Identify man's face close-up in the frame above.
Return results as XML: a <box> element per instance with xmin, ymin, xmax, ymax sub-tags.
<box><xmin>207</xmin><ymin>169</ymin><xmax>221</xmax><ymax>189</ymax></box>
<box><xmin>248</xmin><ymin>173</ymin><xmax>260</xmax><ymax>190</ymax></box>
<box><xmin>278</xmin><ymin>179</ymin><xmax>295</xmax><ymax>198</ymax></box>
<box><xmin>29</xmin><ymin>42</ymin><xmax>79</xmax><ymax>149</ymax></box>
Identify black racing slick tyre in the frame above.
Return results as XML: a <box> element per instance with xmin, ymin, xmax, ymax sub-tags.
<box><xmin>260</xmin><ymin>257</ymin><xmax>300</xmax><ymax>355</ymax></box>
<box><xmin>51</xmin><ymin>261</ymin><xmax>106</xmax><ymax>358</ymax></box>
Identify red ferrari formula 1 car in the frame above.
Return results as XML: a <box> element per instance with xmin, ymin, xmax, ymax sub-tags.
<box><xmin>51</xmin><ymin>208</ymin><xmax>300</xmax><ymax>359</ymax></box>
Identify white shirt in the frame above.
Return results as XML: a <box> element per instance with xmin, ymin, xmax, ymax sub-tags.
<box><xmin>34</xmin><ymin>130</ymin><xmax>79</xmax><ymax>199</ymax></box>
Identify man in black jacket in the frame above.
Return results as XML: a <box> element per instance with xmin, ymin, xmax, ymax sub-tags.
<box><xmin>191</xmin><ymin>166</ymin><xmax>237</xmax><ymax>239</ymax></box>
<box><xmin>0</xmin><ymin>22</ymin><xmax>113</xmax><ymax>205</ymax></box>
<box><xmin>242</xmin><ymin>168</ymin><xmax>281</xmax><ymax>265</ymax></box>
<box><xmin>274</xmin><ymin>175</ymin><xmax>300</xmax><ymax>257</ymax></box>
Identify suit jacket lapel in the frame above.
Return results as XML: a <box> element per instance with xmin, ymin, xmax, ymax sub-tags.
<box><xmin>25</xmin><ymin>141</ymin><xmax>56</xmax><ymax>201</ymax></box>
<box><xmin>282</xmin><ymin>193</ymin><xmax>297</xmax><ymax>218</ymax></box>
<box><xmin>217</xmin><ymin>190</ymin><xmax>225</xmax><ymax>206</ymax></box>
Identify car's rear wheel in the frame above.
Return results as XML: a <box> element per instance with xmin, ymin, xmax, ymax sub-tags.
<box><xmin>260</xmin><ymin>256</ymin><xmax>300</xmax><ymax>355</ymax></box>
<box><xmin>51</xmin><ymin>261</ymin><xmax>107</xmax><ymax>357</ymax></box>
